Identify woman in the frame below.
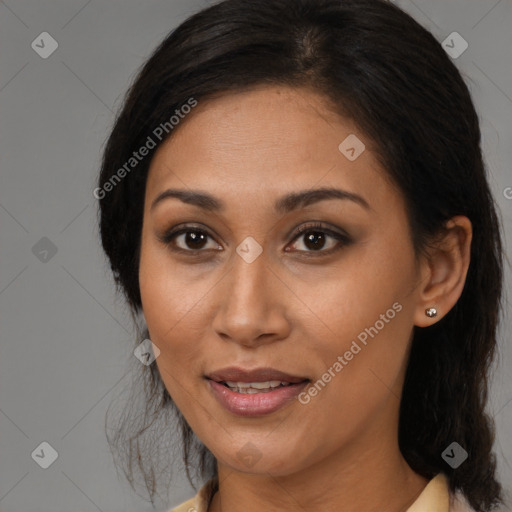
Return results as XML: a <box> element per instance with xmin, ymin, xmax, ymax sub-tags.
<box><xmin>97</xmin><ymin>0</ymin><xmax>507</xmax><ymax>511</ymax></box>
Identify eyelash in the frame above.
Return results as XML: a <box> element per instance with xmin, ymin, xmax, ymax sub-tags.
<box><xmin>158</xmin><ymin>222</ymin><xmax>351</xmax><ymax>258</ymax></box>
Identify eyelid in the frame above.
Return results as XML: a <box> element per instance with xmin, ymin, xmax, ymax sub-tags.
<box><xmin>289</xmin><ymin>221</ymin><xmax>350</xmax><ymax>241</ymax></box>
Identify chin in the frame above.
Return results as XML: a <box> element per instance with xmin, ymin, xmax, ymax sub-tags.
<box><xmin>213</xmin><ymin>442</ymin><xmax>300</xmax><ymax>476</ymax></box>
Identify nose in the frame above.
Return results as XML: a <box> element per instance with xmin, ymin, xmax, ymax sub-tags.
<box><xmin>211</xmin><ymin>245</ymin><xmax>291</xmax><ymax>348</ymax></box>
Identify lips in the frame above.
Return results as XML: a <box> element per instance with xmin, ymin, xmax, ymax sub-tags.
<box><xmin>205</xmin><ymin>367</ymin><xmax>310</xmax><ymax>416</ymax></box>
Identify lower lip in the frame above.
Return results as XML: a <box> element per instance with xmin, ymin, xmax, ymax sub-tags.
<box><xmin>207</xmin><ymin>379</ymin><xmax>309</xmax><ymax>417</ymax></box>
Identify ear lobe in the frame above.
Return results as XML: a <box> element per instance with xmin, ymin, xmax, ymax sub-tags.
<box><xmin>413</xmin><ymin>216</ymin><xmax>472</xmax><ymax>327</ymax></box>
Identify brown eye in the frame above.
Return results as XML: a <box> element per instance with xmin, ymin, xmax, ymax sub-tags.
<box><xmin>303</xmin><ymin>231</ymin><xmax>328</xmax><ymax>251</ymax></box>
<box><xmin>180</xmin><ymin>230</ymin><xmax>209</xmax><ymax>250</ymax></box>
<box><xmin>287</xmin><ymin>222</ymin><xmax>351</xmax><ymax>255</ymax></box>
<box><xmin>160</xmin><ymin>226</ymin><xmax>221</xmax><ymax>252</ymax></box>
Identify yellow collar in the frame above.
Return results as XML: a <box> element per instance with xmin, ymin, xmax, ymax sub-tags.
<box><xmin>406</xmin><ymin>473</ymin><xmax>450</xmax><ymax>511</ymax></box>
<box><xmin>170</xmin><ymin>472</ymin><xmax>454</xmax><ymax>512</ymax></box>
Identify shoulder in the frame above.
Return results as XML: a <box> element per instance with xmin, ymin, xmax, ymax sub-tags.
<box><xmin>167</xmin><ymin>495</ymin><xmax>196</xmax><ymax>512</ymax></box>
<box><xmin>167</xmin><ymin>475</ymin><xmax>490</xmax><ymax>512</ymax></box>
<box><xmin>167</xmin><ymin>477</ymin><xmax>218</xmax><ymax>512</ymax></box>
<box><xmin>167</xmin><ymin>495</ymin><xmax>197</xmax><ymax>512</ymax></box>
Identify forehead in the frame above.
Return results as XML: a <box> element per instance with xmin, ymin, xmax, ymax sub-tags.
<box><xmin>145</xmin><ymin>85</ymin><xmax>397</xmax><ymax>214</ymax></box>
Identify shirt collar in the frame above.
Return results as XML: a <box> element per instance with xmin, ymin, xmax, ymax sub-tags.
<box><xmin>177</xmin><ymin>472</ymin><xmax>450</xmax><ymax>512</ymax></box>
<box><xmin>406</xmin><ymin>473</ymin><xmax>450</xmax><ymax>512</ymax></box>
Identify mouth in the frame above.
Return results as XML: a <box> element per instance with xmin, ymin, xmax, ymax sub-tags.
<box><xmin>205</xmin><ymin>367</ymin><xmax>310</xmax><ymax>416</ymax></box>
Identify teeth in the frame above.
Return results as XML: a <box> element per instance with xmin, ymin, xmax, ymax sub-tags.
<box><xmin>223</xmin><ymin>380</ymin><xmax>291</xmax><ymax>393</ymax></box>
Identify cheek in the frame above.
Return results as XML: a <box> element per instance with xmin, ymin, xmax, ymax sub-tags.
<box><xmin>303</xmin><ymin>236</ymin><xmax>416</xmax><ymax>404</ymax></box>
<box><xmin>307</xmin><ymin>234</ymin><xmax>415</xmax><ymax>346</ymax></box>
<box><xmin>138</xmin><ymin>234</ymin><xmax>222</xmax><ymax>411</ymax></box>
<box><xmin>139</xmin><ymin>231</ymin><xmax>205</xmax><ymax>334</ymax></box>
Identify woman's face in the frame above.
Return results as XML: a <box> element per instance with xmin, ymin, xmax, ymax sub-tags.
<box><xmin>139</xmin><ymin>85</ymin><xmax>425</xmax><ymax>476</ymax></box>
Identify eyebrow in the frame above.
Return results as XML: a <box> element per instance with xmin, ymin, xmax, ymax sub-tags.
<box><xmin>150</xmin><ymin>187</ymin><xmax>371</xmax><ymax>214</ymax></box>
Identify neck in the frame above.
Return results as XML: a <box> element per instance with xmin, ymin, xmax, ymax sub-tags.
<box><xmin>208</xmin><ymin>416</ymin><xmax>428</xmax><ymax>512</ymax></box>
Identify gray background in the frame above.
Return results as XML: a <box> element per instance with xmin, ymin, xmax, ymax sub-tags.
<box><xmin>0</xmin><ymin>0</ymin><xmax>511</xmax><ymax>511</ymax></box>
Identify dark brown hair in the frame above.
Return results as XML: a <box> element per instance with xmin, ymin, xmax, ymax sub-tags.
<box><xmin>98</xmin><ymin>0</ymin><xmax>506</xmax><ymax>510</ymax></box>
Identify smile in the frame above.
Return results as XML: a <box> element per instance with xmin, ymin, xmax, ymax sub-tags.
<box><xmin>222</xmin><ymin>380</ymin><xmax>294</xmax><ymax>393</ymax></box>
<box><xmin>207</xmin><ymin>378</ymin><xmax>309</xmax><ymax>416</ymax></box>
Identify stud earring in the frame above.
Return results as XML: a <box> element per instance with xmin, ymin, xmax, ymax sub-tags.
<box><xmin>425</xmin><ymin>307</ymin><xmax>438</xmax><ymax>318</ymax></box>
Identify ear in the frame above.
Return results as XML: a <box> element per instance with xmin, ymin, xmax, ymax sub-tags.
<box><xmin>413</xmin><ymin>215</ymin><xmax>472</xmax><ymax>327</ymax></box>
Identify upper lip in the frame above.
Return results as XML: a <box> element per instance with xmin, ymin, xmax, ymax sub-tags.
<box><xmin>205</xmin><ymin>366</ymin><xmax>309</xmax><ymax>384</ymax></box>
